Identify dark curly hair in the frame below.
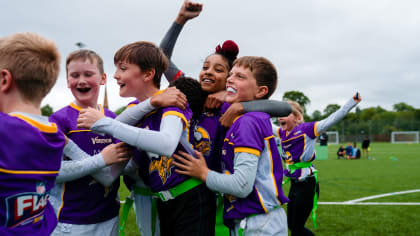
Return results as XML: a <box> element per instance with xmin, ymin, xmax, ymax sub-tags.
<box><xmin>169</xmin><ymin>76</ymin><xmax>206</xmax><ymax>120</ymax></box>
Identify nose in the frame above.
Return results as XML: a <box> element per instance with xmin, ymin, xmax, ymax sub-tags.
<box><xmin>77</xmin><ymin>76</ymin><xmax>87</xmax><ymax>85</ymax></box>
<box><xmin>226</xmin><ymin>74</ymin><xmax>234</xmax><ymax>84</ymax></box>
<box><xmin>113</xmin><ymin>71</ymin><xmax>119</xmax><ymax>80</ymax></box>
<box><xmin>203</xmin><ymin>67</ymin><xmax>213</xmax><ymax>76</ymax></box>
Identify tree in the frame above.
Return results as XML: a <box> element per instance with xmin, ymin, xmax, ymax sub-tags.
<box><xmin>282</xmin><ymin>91</ymin><xmax>310</xmax><ymax>113</ymax></box>
<box><xmin>393</xmin><ymin>102</ymin><xmax>415</xmax><ymax>112</ymax></box>
<box><xmin>41</xmin><ymin>104</ymin><xmax>54</xmax><ymax>117</ymax></box>
<box><xmin>323</xmin><ymin>104</ymin><xmax>340</xmax><ymax>117</ymax></box>
<box><xmin>311</xmin><ymin>110</ymin><xmax>322</xmax><ymax>121</ymax></box>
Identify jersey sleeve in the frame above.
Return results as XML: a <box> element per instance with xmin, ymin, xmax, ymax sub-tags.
<box><xmin>231</xmin><ymin>115</ymin><xmax>265</xmax><ymax>157</ymax></box>
<box><xmin>301</xmin><ymin>122</ymin><xmax>317</xmax><ymax>139</ymax></box>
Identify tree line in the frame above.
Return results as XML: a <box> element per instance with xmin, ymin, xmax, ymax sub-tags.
<box><xmin>41</xmin><ymin>90</ymin><xmax>420</xmax><ymax>140</ymax></box>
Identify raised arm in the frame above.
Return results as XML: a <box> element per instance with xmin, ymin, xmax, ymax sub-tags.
<box><xmin>315</xmin><ymin>92</ymin><xmax>362</xmax><ymax>135</ymax></box>
<box><xmin>160</xmin><ymin>0</ymin><xmax>203</xmax><ymax>82</ymax></box>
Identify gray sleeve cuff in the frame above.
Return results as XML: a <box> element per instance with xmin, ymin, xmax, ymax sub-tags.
<box><xmin>242</xmin><ymin>100</ymin><xmax>292</xmax><ymax>117</ymax></box>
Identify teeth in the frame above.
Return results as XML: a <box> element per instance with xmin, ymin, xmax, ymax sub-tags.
<box><xmin>226</xmin><ymin>87</ymin><xmax>236</xmax><ymax>93</ymax></box>
<box><xmin>202</xmin><ymin>78</ymin><xmax>213</xmax><ymax>83</ymax></box>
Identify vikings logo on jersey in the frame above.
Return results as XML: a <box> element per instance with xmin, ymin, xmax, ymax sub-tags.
<box><xmin>193</xmin><ymin>126</ymin><xmax>211</xmax><ymax>156</ymax></box>
<box><xmin>149</xmin><ymin>155</ymin><xmax>174</xmax><ymax>184</ymax></box>
<box><xmin>5</xmin><ymin>182</ymin><xmax>49</xmax><ymax>228</ymax></box>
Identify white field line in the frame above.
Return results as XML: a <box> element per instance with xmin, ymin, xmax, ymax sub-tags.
<box><xmin>318</xmin><ymin>189</ymin><xmax>420</xmax><ymax>206</ymax></box>
<box><xmin>121</xmin><ymin>190</ymin><xmax>420</xmax><ymax>205</ymax></box>
<box><xmin>344</xmin><ymin>189</ymin><xmax>420</xmax><ymax>203</ymax></box>
<box><xmin>318</xmin><ymin>202</ymin><xmax>420</xmax><ymax>205</ymax></box>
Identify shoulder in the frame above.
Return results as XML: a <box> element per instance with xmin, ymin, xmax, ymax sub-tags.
<box><xmin>49</xmin><ymin>106</ymin><xmax>70</xmax><ymax>123</ymax></box>
<box><xmin>103</xmin><ymin>108</ymin><xmax>117</xmax><ymax>118</ymax></box>
<box><xmin>219</xmin><ymin>102</ymin><xmax>231</xmax><ymax>114</ymax></box>
<box><xmin>126</xmin><ymin>99</ymin><xmax>139</xmax><ymax>108</ymax></box>
<box><xmin>233</xmin><ymin>112</ymin><xmax>271</xmax><ymax>132</ymax></box>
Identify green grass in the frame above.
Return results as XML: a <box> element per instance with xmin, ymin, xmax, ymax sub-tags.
<box><xmin>119</xmin><ymin>143</ymin><xmax>420</xmax><ymax>235</ymax></box>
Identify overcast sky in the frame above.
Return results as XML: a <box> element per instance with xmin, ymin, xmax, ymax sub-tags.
<box><xmin>2</xmin><ymin>0</ymin><xmax>419</xmax><ymax>115</ymax></box>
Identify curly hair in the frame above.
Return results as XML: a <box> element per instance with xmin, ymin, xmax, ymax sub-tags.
<box><xmin>169</xmin><ymin>76</ymin><xmax>206</xmax><ymax>120</ymax></box>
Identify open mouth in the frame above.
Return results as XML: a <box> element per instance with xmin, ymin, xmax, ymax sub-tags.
<box><xmin>280</xmin><ymin>121</ymin><xmax>287</xmax><ymax>126</ymax></box>
<box><xmin>201</xmin><ymin>78</ymin><xmax>215</xmax><ymax>84</ymax></box>
<box><xmin>226</xmin><ymin>87</ymin><xmax>236</xmax><ymax>93</ymax></box>
<box><xmin>77</xmin><ymin>87</ymin><xmax>91</xmax><ymax>93</ymax></box>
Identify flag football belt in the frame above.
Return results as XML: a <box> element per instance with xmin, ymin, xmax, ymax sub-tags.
<box><xmin>282</xmin><ymin>161</ymin><xmax>319</xmax><ymax>229</ymax></box>
<box><xmin>154</xmin><ymin>178</ymin><xmax>203</xmax><ymax>202</ymax></box>
<box><xmin>119</xmin><ymin>186</ymin><xmax>157</xmax><ymax>236</ymax></box>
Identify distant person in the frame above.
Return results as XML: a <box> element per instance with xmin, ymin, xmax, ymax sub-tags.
<box><xmin>347</xmin><ymin>142</ymin><xmax>361</xmax><ymax>159</ymax></box>
<box><xmin>362</xmin><ymin>136</ymin><xmax>370</xmax><ymax>158</ymax></box>
<box><xmin>337</xmin><ymin>145</ymin><xmax>346</xmax><ymax>159</ymax></box>
<box><xmin>319</xmin><ymin>130</ymin><xmax>329</xmax><ymax>146</ymax></box>
<box><xmin>345</xmin><ymin>142</ymin><xmax>353</xmax><ymax>159</ymax></box>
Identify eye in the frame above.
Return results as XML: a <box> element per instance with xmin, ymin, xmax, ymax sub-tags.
<box><xmin>84</xmin><ymin>72</ymin><xmax>94</xmax><ymax>77</ymax></box>
<box><xmin>202</xmin><ymin>66</ymin><xmax>208</xmax><ymax>70</ymax></box>
<box><xmin>69</xmin><ymin>73</ymin><xmax>79</xmax><ymax>78</ymax></box>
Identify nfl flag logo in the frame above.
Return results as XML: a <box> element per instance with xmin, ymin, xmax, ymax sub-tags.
<box><xmin>36</xmin><ymin>182</ymin><xmax>46</xmax><ymax>194</ymax></box>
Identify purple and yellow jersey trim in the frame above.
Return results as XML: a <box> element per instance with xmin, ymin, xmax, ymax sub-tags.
<box><xmin>10</xmin><ymin>113</ymin><xmax>58</xmax><ymax>133</ymax></box>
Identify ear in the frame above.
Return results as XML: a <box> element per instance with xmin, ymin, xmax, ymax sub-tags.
<box><xmin>255</xmin><ymin>85</ymin><xmax>268</xmax><ymax>99</ymax></box>
<box><xmin>143</xmin><ymin>69</ymin><xmax>156</xmax><ymax>83</ymax></box>
<box><xmin>0</xmin><ymin>69</ymin><xmax>13</xmax><ymax>93</ymax></box>
<box><xmin>100</xmin><ymin>73</ymin><xmax>107</xmax><ymax>85</ymax></box>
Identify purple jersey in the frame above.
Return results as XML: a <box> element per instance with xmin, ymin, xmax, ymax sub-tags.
<box><xmin>221</xmin><ymin>112</ymin><xmax>288</xmax><ymax>224</ymax></box>
<box><xmin>192</xmin><ymin>110</ymin><xmax>226</xmax><ymax>172</ymax></box>
<box><xmin>128</xmin><ymin>100</ymin><xmax>193</xmax><ymax>192</ymax></box>
<box><xmin>276</xmin><ymin>122</ymin><xmax>318</xmax><ymax>180</ymax></box>
<box><xmin>0</xmin><ymin>112</ymin><xmax>65</xmax><ymax>236</ymax></box>
<box><xmin>49</xmin><ymin>103</ymin><xmax>120</xmax><ymax>224</ymax></box>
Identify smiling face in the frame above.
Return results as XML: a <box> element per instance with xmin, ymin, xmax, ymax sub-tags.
<box><xmin>113</xmin><ymin>61</ymin><xmax>147</xmax><ymax>99</ymax></box>
<box><xmin>199</xmin><ymin>54</ymin><xmax>230</xmax><ymax>94</ymax></box>
<box><xmin>225</xmin><ymin>65</ymin><xmax>265</xmax><ymax>104</ymax></box>
<box><xmin>277</xmin><ymin>113</ymin><xmax>300</xmax><ymax>132</ymax></box>
<box><xmin>67</xmin><ymin>59</ymin><xmax>105</xmax><ymax>108</ymax></box>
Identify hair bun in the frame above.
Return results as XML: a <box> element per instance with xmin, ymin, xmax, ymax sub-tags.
<box><xmin>215</xmin><ymin>40</ymin><xmax>239</xmax><ymax>62</ymax></box>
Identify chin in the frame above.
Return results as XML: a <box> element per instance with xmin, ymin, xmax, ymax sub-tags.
<box><xmin>225</xmin><ymin>96</ymin><xmax>237</xmax><ymax>104</ymax></box>
<box><xmin>201</xmin><ymin>85</ymin><xmax>215</xmax><ymax>93</ymax></box>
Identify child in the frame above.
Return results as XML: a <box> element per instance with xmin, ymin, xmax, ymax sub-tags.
<box><xmin>337</xmin><ymin>145</ymin><xmax>346</xmax><ymax>159</ymax></box>
<box><xmin>49</xmin><ymin>49</ymin><xmax>129</xmax><ymax>236</ymax></box>
<box><xmin>345</xmin><ymin>142</ymin><xmax>354</xmax><ymax>159</ymax></box>
<box><xmin>274</xmin><ymin>93</ymin><xmax>361</xmax><ymax>236</ymax></box>
<box><xmin>161</xmin><ymin>4</ymin><xmax>292</xmax><ymax>234</ymax></box>
<box><xmin>173</xmin><ymin>56</ymin><xmax>290</xmax><ymax>236</ymax></box>
<box><xmin>0</xmin><ymin>32</ymin><xmax>65</xmax><ymax>235</ymax></box>
<box><xmin>77</xmin><ymin>41</ymin><xmax>215</xmax><ymax>236</ymax></box>
<box><xmin>362</xmin><ymin>136</ymin><xmax>370</xmax><ymax>158</ymax></box>
<box><xmin>347</xmin><ymin>142</ymin><xmax>361</xmax><ymax>159</ymax></box>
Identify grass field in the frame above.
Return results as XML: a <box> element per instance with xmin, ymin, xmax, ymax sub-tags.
<box><xmin>119</xmin><ymin>142</ymin><xmax>420</xmax><ymax>235</ymax></box>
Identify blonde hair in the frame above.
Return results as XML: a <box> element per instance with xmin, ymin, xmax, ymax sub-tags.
<box><xmin>0</xmin><ymin>32</ymin><xmax>60</xmax><ymax>103</ymax></box>
<box><xmin>232</xmin><ymin>56</ymin><xmax>277</xmax><ymax>99</ymax></box>
<box><xmin>66</xmin><ymin>49</ymin><xmax>104</xmax><ymax>75</ymax></box>
<box><xmin>287</xmin><ymin>100</ymin><xmax>304</xmax><ymax>124</ymax></box>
